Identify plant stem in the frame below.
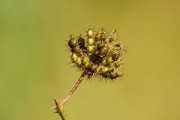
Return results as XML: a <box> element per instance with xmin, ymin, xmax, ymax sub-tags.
<box><xmin>61</xmin><ymin>72</ymin><xmax>87</xmax><ymax>106</ymax></box>
<box><xmin>54</xmin><ymin>72</ymin><xmax>87</xmax><ymax>120</ymax></box>
<box><xmin>54</xmin><ymin>99</ymin><xmax>66</xmax><ymax>120</ymax></box>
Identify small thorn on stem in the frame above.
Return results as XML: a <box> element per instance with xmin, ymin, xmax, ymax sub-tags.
<box><xmin>54</xmin><ymin>98</ymin><xmax>66</xmax><ymax>120</ymax></box>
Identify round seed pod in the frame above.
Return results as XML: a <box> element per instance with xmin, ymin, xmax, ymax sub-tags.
<box><xmin>84</xmin><ymin>61</ymin><xmax>90</xmax><ymax>68</ymax></box>
<box><xmin>97</xmin><ymin>43</ymin><xmax>105</xmax><ymax>49</ymax></box>
<box><xmin>82</xmin><ymin>56</ymin><xmax>90</xmax><ymax>67</ymax></box>
<box><xmin>87</xmin><ymin>28</ymin><xmax>94</xmax><ymax>37</ymax></box>
<box><xmin>99</xmin><ymin>66</ymin><xmax>109</xmax><ymax>73</ymax></box>
<box><xmin>112</xmin><ymin>53</ymin><xmax>120</xmax><ymax>61</ymax></box>
<box><xmin>101</xmin><ymin>59</ymin><xmax>106</xmax><ymax>66</ymax></box>
<box><xmin>96</xmin><ymin>33</ymin><xmax>101</xmax><ymax>40</ymax></box>
<box><xmin>100</xmin><ymin>32</ymin><xmax>106</xmax><ymax>40</ymax></box>
<box><xmin>68</xmin><ymin>37</ymin><xmax>77</xmax><ymax>48</ymax></box>
<box><xmin>76</xmin><ymin>57</ymin><xmax>82</xmax><ymax>65</ymax></box>
<box><xmin>109</xmin><ymin>62</ymin><xmax>115</xmax><ymax>68</ymax></box>
<box><xmin>94</xmin><ymin>50</ymin><xmax>100</xmax><ymax>55</ymax></box>
<box><xmin>87</xmin><ymin>46</ymin><xmax>94</xmax><ymax>53</ymax></box>
<box><xmin>115</xmin><ymin>61</ymin><xmax>121</xmax><ymax>68</ymax></box>
<box><xmin>88</xmin><ymin>38</ymin><xmax>94</xmax><ymax>45</ymax></box>
<box><xmin>109</xmin><ymin>72</ymin><xmax>118</xmax><ymax>79</ymax></box>
<box><xmin>72</xmin><ymin>46</ymin><xmax>80</xmax><ymax>53</ymax></box>
<box><xmin>106</xmin><ymin>57</ymin><xmax>113</xmax><ymax>63</ymax></box>
<box><xmin>71</xmin><ymin>53</ymin><xmax>78</xmax><ymax>62</ymax></box>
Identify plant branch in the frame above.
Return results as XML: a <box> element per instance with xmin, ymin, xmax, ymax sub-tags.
<box><xmin>54</xmin><ymin>72</ymin><xmax>87</xmax><ymax>120</ymax></box>
<box><xmin>61</xmin><ymin>72</ymin><xmax>87</xmax><ymax>106</ymax></box>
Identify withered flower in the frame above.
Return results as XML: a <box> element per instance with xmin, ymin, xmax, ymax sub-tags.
<box><xmin>69</xmin><ymin>27</ymin><xmax>125</xmax><ymax>79</ymax></box>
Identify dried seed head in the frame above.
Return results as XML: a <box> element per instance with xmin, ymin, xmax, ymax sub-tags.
<box><xmin>68</xmin><ymin>26</ymin><xmax>126</xmax><ymax>80</ymax></box>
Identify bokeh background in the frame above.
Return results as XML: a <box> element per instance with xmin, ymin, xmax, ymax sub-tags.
<box><xmin>0</xmin><ymin>0</ymin><xmax>180</xmax><ymax>120</ymax></box>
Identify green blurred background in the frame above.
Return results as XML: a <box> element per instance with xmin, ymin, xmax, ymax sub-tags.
<box><xmin>0</xmin><ymin>0</ymin><xmax>180</xmax><ymax>120</ymax></box>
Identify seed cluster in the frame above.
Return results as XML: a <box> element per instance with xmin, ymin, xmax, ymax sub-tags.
<box><xmin>68</xmin><ymin>27</ymin><xmax>125</xmax><ymax>79</ymax></box>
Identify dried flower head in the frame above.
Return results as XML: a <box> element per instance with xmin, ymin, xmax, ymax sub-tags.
<box><xmin>68</xmin><ymin>27</ymin><xmax>126</xmax><ymax>80</ymax></box>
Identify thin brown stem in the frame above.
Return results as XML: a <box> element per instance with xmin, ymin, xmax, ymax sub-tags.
<box><xmin>54</xmin><ymin>72</ymin><xmax>87</xmax><ymax>120</ymax></box>
<box><xmin>60</xmin><ymin>72</ymin><xmax>87</xmax><ymax>106</ymax></box>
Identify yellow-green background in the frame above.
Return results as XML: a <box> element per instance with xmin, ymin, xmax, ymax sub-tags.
<box><xmin>0</xmin><ymin>0</ymin><xmax>180</xmax><ymax>120</ymax></box>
